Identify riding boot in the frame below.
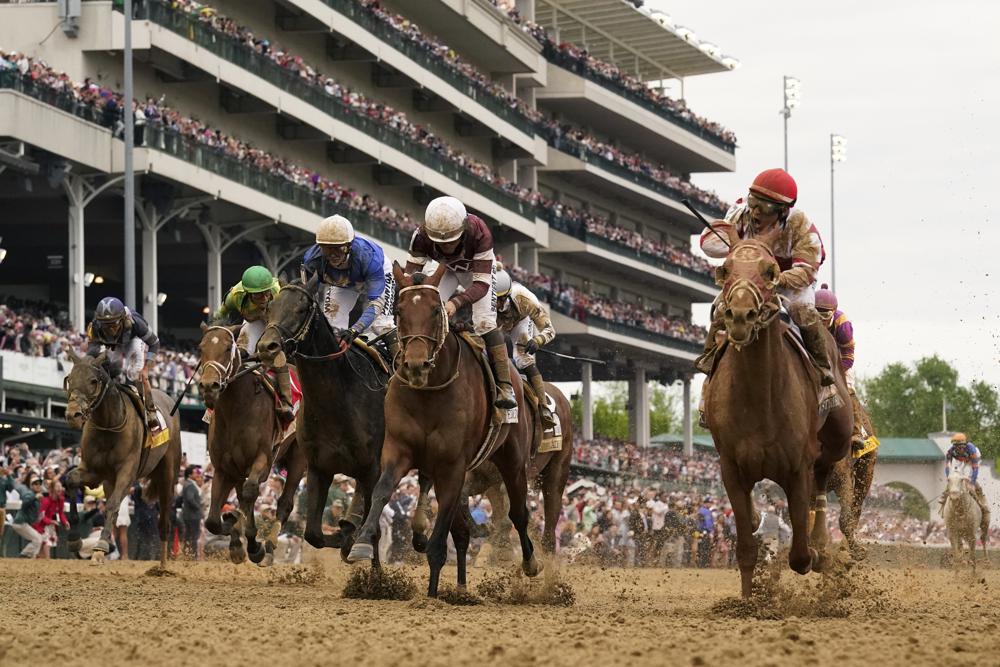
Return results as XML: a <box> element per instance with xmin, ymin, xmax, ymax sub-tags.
<box><xmin>525</xmin><ymin>364</ymin><xmax>556</xmax><ymax>429</ymax></box>
<box><xmin>141</xmin><ymin>376</ymin><xmax>159</xmax><ymax>430</ymax></box>
<box><xmin>698</xmin><ymin>377</ymin><xmax>710</xmax><ymax>428</ymax></box>
<box><xmin>483</xmin><ymin>328</ymin><xmax>517</xmax><ymax>409</ymax></box>
<box><xmin>273</xmin><ymin>365</ymin><xmax>296</xmax><ymax>423</ymax></box>
<box><xmin>797</xmin><ymin>315</ymin><xmax>843</xmax><ymax>412</ymax></box>
<box><xmin>694</xmin><ymin>314</ymin><xmax>725</xmax><ymax>375</ymax></box>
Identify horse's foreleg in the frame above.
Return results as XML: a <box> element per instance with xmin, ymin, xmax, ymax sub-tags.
<box><xmin>786</xmin><ymin>470</ymin><xmax>814</xmax><ymax>576</ymax></box>
<box><xmin>303</xmin><ymin>468</ymin><xmax>333</xmax><ymax>551</ymax></box>
<box><xmin>94</xmin><ymin>470</ymin><xmax>134</xmax><ymax>562</ymax></box>
<box><xmin>810</xmin><ymin>451</ymin><xmax>836</xmax><ymax>569</ymax></box>
<box><xmin>495</xmin><ymin>453</ymin><xmax>540</xmax><ymax>578</ymax></box>
<box><xmin>450</xmin><ymin>498</ymin><xmax>472</xmax><ymax>592</ymax></box>
<box><xmin>540</xmin><ymin>460</ymin><xmax>569</xmax><ymax>555</ymax></box>
<box><xmin>830</xmin><ymin>462</ymin><xmax>857</xmax><ymax>553</ymax></box>
<box><xmin>410</xmin><ymin>471</ymin><xmax>432</xmax><ymax>553</ymax></box>
<box><xmin>423</xmin><ymin>465</ymin><xmax>465</xmax><ymax>597</ymax></box>
<box><xmin>243</xmin><ymin>450</ymin><xmax>270</xmax><ymax>561</ymax></box>
<box><xmin>205</xmin><ymin>472</ymin><xmax>234</xmax><ymax>536</ymax></box>
<box><xmin>65</xmin><ymin>467</ymin><xmax>86</xmax><ymax>553</ymax></box>
<box><xmin>276</xmin><ymin>439</ymin><xmax>306</xmax><ymax>527</ymax></box>
<box><xmin>720</xmin><ymin>461</ymin><xmax>757</xmax><ymax>598</ymax></box>
<box><xmin>349</xmin><ymin>445</ymin><xmax>412</xmax><ymax>563</ymax></box>
<box><xmin>485</xmin><ymin>483</ymin><xmax>513</xmax><ymax>562</ymax></box>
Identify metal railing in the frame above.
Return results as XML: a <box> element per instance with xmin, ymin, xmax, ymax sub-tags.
<box><xmin>321</xmin><ymin>0</ymin><xmax>536</xmax><ymax>136</ymax></box>
<box><xmin>145</xmin><ymin>1</ymin><xmax>535</xmax><ymax>219</ymax></box>
<box><xmin>543</xmin><ymin>44</ymin><xmax>736</xmax><ymax>154</ymax></box>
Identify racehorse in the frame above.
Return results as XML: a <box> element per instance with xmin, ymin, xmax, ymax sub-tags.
<box><xmin>63</xmin><ymin>350</ymin><xmax>180</xmax><ymax>566</ymax></box>
<box><xmin>256</xmin><ymin>275</ymin><xmax>388</xmax><ymax>563</ymax></box>
<box><xmin>197</xmin><ymin>323</ymin><xmax>306</xmax><ymax>564</ymax></box>
<box><xmin>348</xmin><ymin>263</ymin><xmax>542</xmax><ymax>597</ymax></box>
<box><xmin>463</xmin><ymin>381</ymin><xmax>574</xmax><ymax>555</ymax></box>
<box><xmin>705</xmin><ymin>239</ymin><xmax>853</xmax><ymax>597</ymax></box>
<box><xmin>943</xmin><ymin>462</ymin><xmax>983</xmax><ymax>567</ymax></box>
<box><xmin>828</xmin><ymin>400</ymin><xmax>878</xmax><ymax>559</ymax></box>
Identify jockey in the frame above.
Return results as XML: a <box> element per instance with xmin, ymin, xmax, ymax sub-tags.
<box><xmin>945</xmin><ymin>433</ymin><xmax>990</xmax><ymax>531</ymax></box>
<box><xmin>85</xmin><ymin>296</ymin><xmax>160</xmax><ymax>428</ymax></box>
<box><xmin>404</xmin><ymin>196</ymin><xmax>516</xmax><ymax>409</ymax></box>
<box><xmin>213</xmin><ymin>265</ymin><xmax>293</xmax><ymax>422</ymax></box>
<box><xmin>814</xmin><ymin>284</ymin><xmax>867</xmax><ymax>452</ymax></box>
<box><xmin>301</xmin><ymin>214</ymin><xmax>397</xmax><ymax>357</ymax></box>
<box><xmin>697</xmin><ymin>168</ymin><xmax>841</xmax><ymax>411</ymax></box>
<box><xmin>494</xmin><ymin>268</ymin><xmax>556</xmax><ymax>427</ymax></box>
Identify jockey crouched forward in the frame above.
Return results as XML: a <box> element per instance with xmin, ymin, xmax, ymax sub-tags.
<box><xmin>942</xmin><ymin>433</ymin><xmax>991</xmax><ymax>535</ymax></box>
<box><xmin>815</xmin><ymin>284</ymin><xmax>869</xmax><ymax>453</ymax></box>
<box><xmin>86</xmin><ymin>297</ymin><xmax>161</xmax><ymax>429</ymax></box>
<box><xmin>213</xmin><ymin>265</ymin><xmax>294</xmax><ymax>422</ymax></box>
<box><xmin>696</xmin><ymin>168</ymin><xmax>843</xmax><ymax>416</ymax></box>
<box><xmin>495</xmin><ymin>268</ymin><xmax>556</xmax><ymax>428</ymax></box>
<box><xmin>301</xmin><ymin>214</ymin><xmax>397</xmax><ymax>357</ymax></box>
<box><xmin>404</xmin><ymin>196</ymin><xmax>516</xmax><ymax>409</ymax></box>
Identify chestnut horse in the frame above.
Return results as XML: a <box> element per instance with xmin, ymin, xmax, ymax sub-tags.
<box><xmin>464</xmin><ymin>381</ymin><xmax>575</xmax><ymax>555</ymax></box>
<box><xmin>197</xmin><ymin>323</ymin><xmax>306</xmax><ymax>564</ymax></box>
<box><xmin>348</xmin><ymin>263</ymin><xmax>541</xmax><ymax>597</ymax></box>
<box><xmin>63</xmin><ymin>351</ymin><xmax>180</xmax><ymax>566</ymax></box>
<box><xmin>705</xmin><ymin>239</ymin><xmax>852</xmax><ymax>597</ymax></box>
<box><xmin>256</xmin><ymin>276</ymin><xmax>389</xmax><ymax>563</ymax></box>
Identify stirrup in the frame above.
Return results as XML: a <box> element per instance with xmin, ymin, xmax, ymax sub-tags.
<box><xmin>495</xmin><ymin>383</ymin><xmax>517</xmax><ymax>409</ymax></box>
<box><xmin>540</xmin><ymin>407</ymin><xmax>556</xmax><ymax>429</ymax></box>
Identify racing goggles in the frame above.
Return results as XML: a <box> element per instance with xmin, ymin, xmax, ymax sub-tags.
<box><xmin>747</xmin><ymin>194</ymin><xmax>787</xmax><ymax>216</ymax></box>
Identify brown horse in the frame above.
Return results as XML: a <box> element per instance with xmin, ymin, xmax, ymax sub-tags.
<box><xmin>829</xmin><ymin>398</ymin><xmax>878</xmax><ymax>559</ymax></box>
<box><xmin>348</xmin><ymin>263</ymin><xmax>541</xmax><ymax>596</ymax></box>
<box><xmin>705</xmin><ymin>239</ymin><xmax>853</xmax><ymax>597</ymax></box>
<box><xmin>464</xmin><ymin>381</ymin><xmax>574</xmax><ymax>555</ymax></box>
<box><xmin>197</xmin><ymin>323</ymin><xmax>306</xmax><ymax>564</ymax></box>
<box><xmin>63</xmin><ymin>351</ymin><xmax>180</xmax><ymax>566</ymax></box>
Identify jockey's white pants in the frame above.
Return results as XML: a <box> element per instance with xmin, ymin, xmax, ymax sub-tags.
<box><xmin>509</xmin><ymin>318</ymin><xmax>537</xmax><ymax>369</ymax></box>
<box><xmin>237</xmin><ymin>319</ymin><xmax>266</xmax><ymax>356</ymax></box>
<box><xmin>106</xmin><ymin>338</ymin><xmax>148</xmax><ymax>382</ymax></box>
<box><xmin>438</xmin><ymin>267</ymin><xmax>498</xmax><ymax>335</ymax></box>
<box><xmin>321</xmin><ymin>258</ymin><xmax>395</xmax><ymax>335</ymax></box>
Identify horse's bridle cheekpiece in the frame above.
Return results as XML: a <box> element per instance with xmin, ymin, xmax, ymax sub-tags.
<box><xmin>264</xmin><ymin>282</ymin><xmax>348</xmax><ymax>361</ymax></box>
<box><xmin>394</xmin><ymin>284</ymin><xmax>459</xmax><ymax>390</ymax></box>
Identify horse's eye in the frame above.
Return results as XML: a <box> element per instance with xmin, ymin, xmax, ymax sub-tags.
<box><xmin>90</xmin><ymin>378</ymin><xmax>99</xmax><ymax>387</ymax></box>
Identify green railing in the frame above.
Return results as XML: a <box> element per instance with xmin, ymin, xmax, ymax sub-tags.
<box><xmin>542</xmin><ymin>213</ymin><xmax>717</xmax><ymax>288</ymax></box>
<box><xmin>545</xmin><ymin>133</ymin><xmax>728</xmax><ymax>219</ymax></box>
<box><xmin>145</xmin><ymin>1</ymin><xmax>535</xmax><ymax>220</ymax></box>
<box><xmin>321</xmin><ymin>0</ymin><xmax>536</xmax><ymax>136</ymax></box>
<box><xmin>543</xmin><ymin>43</ymin><xmax>736</xmax><ymax>154</ymax></box>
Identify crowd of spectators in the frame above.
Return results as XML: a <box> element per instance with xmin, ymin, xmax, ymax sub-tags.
<box><xmin>572</xmin><ymin>436</ymin><xmax>721</xmax><ymax>486</ymax></box>
<box><xmin>487</xmin><ymin>0</ymin><xmax>738</xmax><ymax>148</ymax></box>
<box><xmin>510</xmin><ymin>266</ymin><xmax>709</xmax><ymax>344</ymax></box>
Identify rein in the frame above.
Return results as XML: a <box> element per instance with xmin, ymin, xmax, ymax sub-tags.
<box><xmin>65</xmin><ymin>364</ymin><xmax>129</xmax><ymax>432</ymax></box>
<box><xmin>264</xmin><ymin>283</ymin><xmax>349</xmax><ymax>362</ymax></box>
<box><xmin>393</xmin><ymin>284</ymin><xmax>461</xmax><ymax>391</ymax></box>
<box><xmin>200</xmin><ymin>325</ymin><xmax>240</xmax><ymax>392</ymax></box>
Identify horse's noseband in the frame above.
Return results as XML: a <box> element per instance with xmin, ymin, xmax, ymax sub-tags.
<box><xmin>200</xmin><ymin>325</ymin><xmax>239</xmax><ymax>392</ymax></box>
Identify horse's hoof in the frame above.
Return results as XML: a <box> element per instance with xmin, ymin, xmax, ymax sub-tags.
<box><xmin>205</xmin><ymin>517</ymin><xmax>223</xmax><ymax>536</ymax></box>
<box><xmin>346</xmin><ymin>542</ymin><xmax>373</xmax><ymax>563</ymax></box>
<box><xmin>229</xmin><ymin>545</ymin><xmax>247</xmax><ymax>564</ymax></box>
<box><xmin>849</xmin><ymin>542</ymin><xmax>868</xmax><ymax>561</ymax></box>
<box><xmin>339</xmin><ymin>535</ymin><xmax>356</xmax><ymax>564</ymax></box>
<box><xmin>90</xmin><ymin>550</ymin><xmax>106</xmax><ymax>565</ymax></box>
<box><xmin>412</xmin><ymin>533</ymin><xmax>428</xmax><ymax>554</ymax></box>
<box><xmin>248</xmin><ymin>544</ymin><xmax>266</xmax><ymax>564</ymax></box>
<box><xmin>257</xmin><ymin>552</ymin><xmax>274</xmax><ymax>568</ymax></box>
<box><xmin>522</xmin><ymin>554</ymin><xmax>542</xmax><ymax>578</ymax></box>
<box><xmin>247</xmin><ymin>538</ymin><xmax>262</xmax><ymax>556</ymax></box>
<box><xmin>809</xmin><ymin>547</ymin><xmax>826</xmax><ymax>573</ymax></box>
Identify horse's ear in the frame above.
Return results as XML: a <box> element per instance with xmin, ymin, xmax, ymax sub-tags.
<box><xmin>200</xmin><ymin>321</ymin><xmax>209</xmax><ymax>333</ymax></box>
<box><xmin>427</xmin><ymin>261</ymin><xmax>447</xmax><ymax>288</ymax></box>
<box><xmin>758</xmin><ymin>259</ymin><xmax>779</xmax><ymax>289</ymax></box>
<box><xmin>64</xmin><ymin>345</ymin><xmax>81</xmax><ymax>363</ymax></box>
<box><xmin>714</xmin><ymin>263</ymin><xmax>730</xmax><ymax>287</ymax></box>
<box><xmin>95</xmin><ymin>351</ymin><xmax>107</xmax><ymax>366</ymax></box>
<box><xmin>304</xmin><ymin>270</ymin><xmax>319</xmax><ymax>291</ymax></box>
<box><xmin>278</xmin><ymin>277</ymin><xmax>287</xmax><ymax>289</ymax></box>
<box><xmin>392</xmin><ymin>261</ymin><xmax>412</xmax><ymax>288</ymax></box>
<box><xmin>228</xmin><ymin>324</ymin><xmax>242</xmax><ymax>335</ymax></box>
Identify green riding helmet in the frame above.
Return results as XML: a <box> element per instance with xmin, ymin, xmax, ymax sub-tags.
<box><xmin>241</xmin><ymin>265</ymin><xmax>275</xmax><ymax>293</ymax></box>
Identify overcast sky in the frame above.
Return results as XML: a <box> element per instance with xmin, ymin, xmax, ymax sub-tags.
<box><xmin>646</xmin><ymin>0</ymin><xmax>1000</xmax><ymax>390</ymax></box>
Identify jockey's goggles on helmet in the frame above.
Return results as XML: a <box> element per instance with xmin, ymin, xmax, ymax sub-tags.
<box><xmin>249</xmin><ymin>291</ymin><xmax>271</xmax><ymax>304</ymax></box>
<box><xmin>747</xmin><ymin>194</ymin><xmax>786</xmax><ymax>216</ymax></box>
<box><xmin>321</xmin><ymin>243</ymin><xmax>351</xmax><ymax>262</ymax></box>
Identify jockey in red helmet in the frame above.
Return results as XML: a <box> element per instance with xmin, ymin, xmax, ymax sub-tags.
<box><xmin>697</xmin><ymin>168</ymin><xmax>842</xmax><ymax>412</ymax></box>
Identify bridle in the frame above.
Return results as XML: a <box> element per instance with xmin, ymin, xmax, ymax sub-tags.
<box><xmin>263</xmin><ymin>282</ymin><xmax>348</xmax><ymax>361</ymax></box>
<box><xmin>64</xmin><ymin>361</ymin><xmax>127</xmax><ymax>432</ymax></box>
<box><xmin>720</xmin><ymin>242</ymin><xmax>782</xmax><ymax>349</ymax></box>
<box><xmin>199</xmin><ymin>325</ymin><xmax>240</xmax><ymax>393</ymax></box>
<box><xmin>393</xmin><ymin>284</ymin><xmax>460</xmax><ymax>390</ymax></box>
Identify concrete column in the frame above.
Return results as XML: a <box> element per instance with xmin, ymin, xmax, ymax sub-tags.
<box><xmin>140</xmin><ymin>207</ymin><xmax>159</xmax><ymax>332</ymax></box>
<box><xmin>201</xmin><ymin>224</ymin><xmax>223</xmax><ymax>312</ymax></box>
<box><xmin>629</xmin><ymin>367</ymin><xmax>649</xmax><ymax>448</ymax></box>
<box><xmin>580</xmin><ymin>362</ymin><xmax>593</xmax><ymax>441</ymax></box>
<box><xmin>65</xmin><ymin>178</ymin><xmax>86</xmax><ymax>333</ymax></box>
<box><xmin>683</xmin><ymin>375</ymin><xmax>694</xmax><ymax>456</ymax></box>
<box><xmin>520</xmin><ymin>246</ymin><xmax>539</xmax><ymax>273</ymax></box>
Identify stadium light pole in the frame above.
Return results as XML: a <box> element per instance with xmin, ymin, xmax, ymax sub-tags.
<box><xmin>830</xmin><ymin>134</ymin><xmax>847</xmax><ymax>293</ymax></box>
<box><xmin>781</xmin><ymin>76</ymin><xmax>801</xmax><ymax>171</ymax></box>
<box><xmin>123</xmin><ymin>0</ymin><xmax>136</xmax><ymax>310</ymax></box>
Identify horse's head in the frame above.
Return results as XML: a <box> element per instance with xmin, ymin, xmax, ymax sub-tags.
<box><xmin>258</xmin><ymin>274</ymin><xmax>319</xmax><ymax>368</ymax></box>
<box><xmin>946</xmin><ymin>467</ymin><xmax>968</xmax><ymax>503</ymax></box>
<box><xmin>197</xmin><ymin>322</ymin><xmax>241</xmax><ymax>408</ymax></box>
<box><xmin>392</xmin><ymin>261</ymin><xmax>448</xmax><ymax>388</ymax></box>
<box><xmin>715</xmin><ymin>239</ymin><xmax>782</xmax><ymax>347</ymax></box>
<box><xmin>63</xmin><ymin>348</ymin><xmax>110</xmax><ymax>429</ymax></box>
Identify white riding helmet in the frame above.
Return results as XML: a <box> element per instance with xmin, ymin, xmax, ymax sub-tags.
<box><xmin>494</xmin><ymin>269</ymin><xmax>512</xmax><ymax>297</ymax></box>
<box><xmin>423</xmin><ymin>196</ymin><xmax>467</xmax><ymax>243</ymax></box>
<box><xmin>316</xmin><ymin>214</ymin><xmax>355</xmax><ymax>245</ymax></box>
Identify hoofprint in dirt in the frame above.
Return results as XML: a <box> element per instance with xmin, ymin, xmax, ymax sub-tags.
<box><xmin>0</xmin><ymin>555</ymin><xmax>997</xmax><ymax>667</ymax></box>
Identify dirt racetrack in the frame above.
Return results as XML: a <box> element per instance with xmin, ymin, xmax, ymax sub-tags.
<box><xmin>1</xmin><ymin>545</ymin><xmax>997</xmax><ymax>667</ymax></box>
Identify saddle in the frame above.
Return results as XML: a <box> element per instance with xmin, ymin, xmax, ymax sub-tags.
<box><xmin>522</xmin><ymin>380</ymin><xmax>564</xmax><ymax>456</ymax></box>
<box><xmin>254</xmin><ymin>366</ymin><xmax>302</xmax><ymax>438</ymax></box>
<box><xmin>458</xmin><ymin>331</ymin><xmax>518</xmax><ymax>471</ymax></box>
<box><xmin>117</xmin><ymin>385</ymin><xmax>171</xmax><ymax>478</ymax></box>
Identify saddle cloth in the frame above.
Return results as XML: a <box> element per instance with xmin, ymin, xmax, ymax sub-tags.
<box><xmin>458</xmin><ymin>332</ymin><xmax>518</xmax><ymax>472</ymax></box>
<box><xmin>119</xmin><ymin>385</ymin><xmax>170</xmax><ymax>449</ymax></box>
<box><xmin>853</xmin><ymin>435</ymin><xmax>880</xmax><ymax>459</ymax></box>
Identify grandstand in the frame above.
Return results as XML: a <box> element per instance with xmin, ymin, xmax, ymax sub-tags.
<box><xmin>0</xmin><ymin>0</ymin><xmax>737</xmax><ymax>449</ymax></box>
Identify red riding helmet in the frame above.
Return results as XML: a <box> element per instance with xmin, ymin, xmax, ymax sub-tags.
<box><xmin>815</xmin><ymin>284</ymin><xmax>838</xmax><ymax>311</ymax></box>
<box><xmin>750</xmin><ymin>168</ymin><xmax>797</xmax><ymax>206</ymax></box>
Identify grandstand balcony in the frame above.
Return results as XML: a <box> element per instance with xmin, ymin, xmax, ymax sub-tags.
<box><xmin>536</xmin><ymin>64</ymin><xmax>735</xmax><ymax>174</ymax></box>
<box><xmin>94</xmin><ymin>1</ymin><xmax>542</xmax><ymax>239</ymax></box>
<box><xmin>259</xmin><ymin>0</ymin><xmax>546</xmax><ymax>159</ymax></box>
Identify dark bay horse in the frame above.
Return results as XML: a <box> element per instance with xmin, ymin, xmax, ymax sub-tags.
<box><xmin>348</xmin><ymin>263</ymin><xmax>541</xmax><ymax>597</ymax></box>
<box><xmin>197</xmin><ymin>323</ymin><xmax>306</xmax><ymax>564</ymax></box>
<box><xmin>829</xmin><ymin>402</ymin><xmax>878</xmax><ymax>559</ymax></box>
<box><xmin>464</xmin><ymin>381</ymin><xmax>574</xmax><ymax>555</ymax></box>
<box><xmin>705</xmin><ymin>239</ymin><xmax>853</xmax><ymax>597</ymax></box>
<box><xmin>256</xmin><ymin>276</ymin><xmax>387</xmax><ymax>563</ymax></box>
<box><xmin>63</xmin><ymin>351</ymin><xmax>180</xmax><ymax>566</ymax></box>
